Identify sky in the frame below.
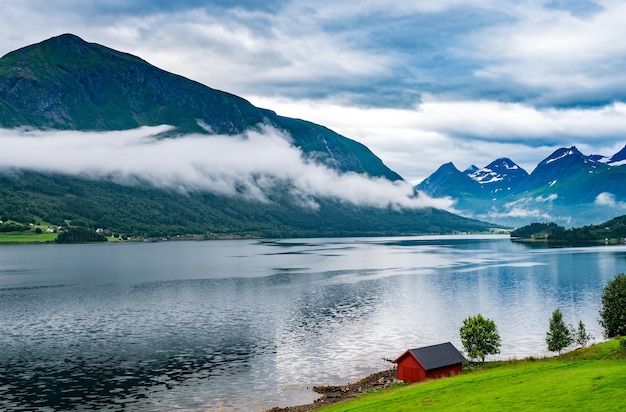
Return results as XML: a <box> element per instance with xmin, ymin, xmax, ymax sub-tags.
<box><xmin>1</xmin><ymin>0</ymin><xmax>626</xmax><ymax>186</ymax></box>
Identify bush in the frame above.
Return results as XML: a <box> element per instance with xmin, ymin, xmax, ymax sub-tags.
<box><xmin>0</xmin><ymin>222</ymin><xmax>30</xmax><ymax>232</ymax></box>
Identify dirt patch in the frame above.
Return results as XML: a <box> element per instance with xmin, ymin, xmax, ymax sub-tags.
<box><xmin>267</xmin><ymin>369</ymin><xmax>398</xmax><ymax>411</ymax></box>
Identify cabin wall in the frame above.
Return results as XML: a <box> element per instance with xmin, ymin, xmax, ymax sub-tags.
<box><xmin>425</xmin><ymin>364</ymin><xmax>462</xmax><ymax>380</ymax></box>
<box><xmin>396</xmin><ymin>356</ymin><xmax>425</xmax><ymax>383</ymax></box>
<box><xmin>397</xmin><ymin>360</ymin><xmax>462</xmax><ymax>383</ymax></box>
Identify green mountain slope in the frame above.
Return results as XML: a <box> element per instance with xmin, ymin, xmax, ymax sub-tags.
<box><xmin>0</xmin><ymin>33</ymin><xmax>400</xmax><ymax>181</ymax></box>
<box><xmin>0</xmin><ymin>171</ymin><xmax>492</xmax><ymax>238</ymax></box>
<box><xmin>0</xmin><ymin>34</ymin><xmax>495</xmax><ymax>237</ymax></box>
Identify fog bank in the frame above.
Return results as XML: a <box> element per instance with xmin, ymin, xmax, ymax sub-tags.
<box><xmin>0</xmin><ymin>126</ymin><xmax>455</xmax><ymax>211</ymax></box>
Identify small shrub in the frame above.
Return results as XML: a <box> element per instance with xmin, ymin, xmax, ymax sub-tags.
<box><xmin>573</xmin><ymin>320</ymin><xmax>593</xmax><ymax>348</ymax></box>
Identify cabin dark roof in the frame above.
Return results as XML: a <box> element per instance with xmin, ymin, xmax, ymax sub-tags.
<box><xmin>394</xmin><ymin>342</ymin><xmax>466</xmax><ymax>370</ymax></box>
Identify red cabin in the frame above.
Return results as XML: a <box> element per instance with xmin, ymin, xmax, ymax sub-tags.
<box><xmin>393</xmin><ymin>342</ymin><xmax>466</xmax><ymax>383</ymax></box>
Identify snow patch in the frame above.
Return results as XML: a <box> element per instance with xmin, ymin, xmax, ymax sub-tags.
<box><xmin>546</xmin><ymin>150</ymin><xmax>574</xmax><ymax>164</ymax></box>
<box><xmin>469</xmin><ymin>168</ymin><xmax>504</xmax><ymax>184</ymax></box>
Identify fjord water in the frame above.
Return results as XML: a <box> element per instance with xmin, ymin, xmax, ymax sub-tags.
<box><xmin>1</xmin><ymin>236</ymin><xmax>625</xmax><ymax>411</ymax></box>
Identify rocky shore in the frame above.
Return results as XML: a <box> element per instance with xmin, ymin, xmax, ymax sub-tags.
<box><xmin>267</xmin><ymin>369</ymin><xmax>397</xmax><ymax>411</ymax></box>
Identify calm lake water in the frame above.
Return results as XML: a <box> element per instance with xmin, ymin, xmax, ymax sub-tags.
<box><xmin>1</xmin><ymin>235</ymin><xmax>625</xmax><ymax>411</ymax></box>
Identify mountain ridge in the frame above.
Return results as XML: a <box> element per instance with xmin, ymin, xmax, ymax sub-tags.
<box><xmin>0</xmin><ymin>33</ymin><xmax>401</xmax><ymax>181</ymax></box>
<box><xmin>0</xmin><ymin>34</ymin><xmax>493</xmax><ymax>237</ymax></box>
<box><xmin>416</xmin><ymin>145</ymin><xmax>626</xmax><ymax>228</ymax></box>
<box><xmin>468</xmin><ymin>157</ymin><xmax>529</xmax><ymax>197</ymax></box>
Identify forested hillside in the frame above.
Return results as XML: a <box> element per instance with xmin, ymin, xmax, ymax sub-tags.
<box><xmin>0</xmin><ymin>171</ymin><xmax>492</xmax><ymax>239</ymax></box>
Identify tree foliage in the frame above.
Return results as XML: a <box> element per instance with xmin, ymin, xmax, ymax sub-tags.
<box><xmin>510</xmin><ymin>222</ymin><xmax>564</xmax><ymax>238</ymax></box>
<box><xmin>56</xmin><ymin>227</ymin><xmax>107</xmax><ymax>244</ymax></box>
<box><xmin>573</xmin><ymin>320</ymin><xmax>593</xmax><ymax>348</ymax></box>
<box><xmin>548</xmin><ymin>215</ymin><xmax>626</xmax><ymax>243</ymax></box>
<box><xmin>599</xmin><ymin>273</ymin><xmax>626</xmax><ymax>338</ymax></box>
<box><xmin>459</xmin><ymin>314</ymin><xmax>501</xmax><ymax>363</ymax></box>
<box><xmin>511</xmin><ymin>216</ymin><xmax>626</xmax><ymax>243</ymax></box>
<box><xmin>0</xmin><ymin>221</ymin><xmax>30</xmax><ymax>232</ymax></box>
<box><xmin>0</xmin><ymin>170</ymin><xmax>492</xmax><ymax>240</ymax></box>
<box><xmin>546</xmin><ymin>308</ymin><xmax>573</xmax><ymax>356</ymax></box>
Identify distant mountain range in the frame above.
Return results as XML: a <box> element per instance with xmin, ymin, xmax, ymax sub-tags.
<box><xmin>416</xmin><ymin>146</ymin><xmax>626</xmax><ymax>227</ymax></box>
<box><xmin>0</xmin><ymin>34</ymin><xmax>492</xmax><ymax>237</ymax></box>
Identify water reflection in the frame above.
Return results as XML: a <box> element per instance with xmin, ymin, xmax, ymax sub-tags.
<box><xmin>1</xmin><ymin>237</ymin><xmax>626</xmax><ymax>410</ymax></box>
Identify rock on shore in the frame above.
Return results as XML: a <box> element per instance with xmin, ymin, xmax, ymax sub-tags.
<box><xmin>268</xmin><ymin>369</ymin><xmax>398</xmax><ymax>411</ymax></box>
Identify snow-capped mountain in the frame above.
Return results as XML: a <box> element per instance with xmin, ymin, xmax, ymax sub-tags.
<box><xmin>601</xmin><ymin>146</ymin><xmax>626</xmax><ymax>167</ymax></box>
<box><xmin>524</xmin><ymin>146</ymin><xmax>609</xmax><ymax>190</ymax></box>
<box><xmin>416</xmin><ymin>146</ymin><xmax>626</xmax><ymax>228</ymax></box>
<box><xmin>468</xmin><ymin>158</ymin><xmax>529</xmax><ymax>197</ymax></box>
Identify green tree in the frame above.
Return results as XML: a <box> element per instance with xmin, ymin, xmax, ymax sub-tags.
<box><xmin>546</xmin><ymin>308</ymin><xmax>573</xmax><ymax>356</ymax></box>
<box><xmin>459</xmin><ymin>314</ymin><xmax>501</xmax><ymax>363</ymax></box>
<box><xmin>599</xmin><ymin>273</ymin><xmax>626</xmax><ymax>338</ymax></box>
<box><xmin>56</xmin><ymin>227</ymin><xmax>107</xmax><ymax>243</ymax></box>
<box><xmin>573</xmin><ymin>320</ymin><xmax>593</xmax><ymax>348</ymax></box>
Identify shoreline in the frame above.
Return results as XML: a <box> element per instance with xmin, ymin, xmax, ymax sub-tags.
<box><xmin>267</xmin><ymin>369</ymin><xmax>397</xmax><ymax>412</ymax></box>
<box><xmin>0</xmin><ymin>232</ymin><xmax>507</xmax><ymax>245</ymax></box>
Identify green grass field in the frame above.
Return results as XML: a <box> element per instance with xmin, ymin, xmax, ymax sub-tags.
<box><xmin>320</xmin><ymin>339</ymin><xmax>626</xmax><ymax>411</ymax></box>
<box><xmin>0</xmin><ymin>231</ymin><xmax>58</xmax><ymax>243</ymax></box>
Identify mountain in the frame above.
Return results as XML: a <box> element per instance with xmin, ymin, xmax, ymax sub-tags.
<box><xmin>416</xmin><ymin>146</ymin><xmax>626</xmax><ymax>228</ymax></box>
<box><xmin>603</xmin><ymin>146</ymin><xmax>626</xmax><ymax>166</ymax></box>
<box><xmin>0</xmin><ymin>170</ymin><xmax>492</xmax><ymax>238</ymax></box>
<box><xmin>0</xmin><ymin>33</ymin><xmax>400</xmax><ymax>181</ymax></box>
<box><xmin>417</xmin><ymin>162</ymin><xmax>482</xmax><ymax>199</ymax></box>
<box><xmin>0</xmin><ymin>34</ymin><xmax>493</xmax><ymax>237</ymax></box>
<box><xmin>468</xmin><ymin>158</ymin><xmax>529</xmax><ymax>197</ymax></box>
<box><xmin>524</xmin><ymin>147</ymin><xmax>609</xmax><ymax>193</ymax></box>
<box><xmin>417</xmin><ymin>159</ymin><xmax>528</xmax><ymax>220</ymax></box>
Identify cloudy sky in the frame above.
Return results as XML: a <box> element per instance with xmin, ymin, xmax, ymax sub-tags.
<box><xmin>2</xmin><ymin>0</ymin><xmax>626</xmax><ymax>184</ymax></box>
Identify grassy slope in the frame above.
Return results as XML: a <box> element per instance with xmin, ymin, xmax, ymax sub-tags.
<box><xmin>320</xmin><ymin>339</ymin><xmax>626</xmax><ymax>411</ymax></box>
<box><xmin>0</xmin><ymin>231</ymin><xmax>57</xmax><ymax>243</ymax></box>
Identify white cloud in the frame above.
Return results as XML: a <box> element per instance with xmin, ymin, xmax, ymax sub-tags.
<box><xmin>0</xmin><ymin>126</ymin><xmax>455</xmax><ymax>211</ymax></box>
<box><xmin>287</xmin><ymin>0</ymin><xmax>498</xmax><ymax>20</ymax></box>
<box><xmin>2</xmin><ymin>1</ymin><xmax>626</xmax><ymax>190</ymax></box>
<box><xmin>486</xmin><ymin>207</ymin><xmax>553</xmax><ymax>220</ymax></box>
<box><xmin>0</xmin><ymin>3</ymin><xmax>394</xmax><ymax>101</ymax></box>
<box><xmin>470</xmin><ymin>1</ymin><xmax>626</xmax><ymax>98</ymax></box>
<box><xmin>476</xmin><ymin>195</ymin><xmax>562</xmax><ymax>222</ymax></box>
<box><xmin>535</xmin><ymin>194</ymin><xmax>558</xmax><ymax>203</ymax></box>
<box><xmin>93</xmin><ymin>7</ymin><xmax>394</xmax><ymax>100</ymax></box>
<box><xmin>415</xmin><ymin>99</ymin><xmax>626</xmax><ymax>141</ymax></box>
<box><xmin>595</xmin><ymin>192</ymin><xmax>626</xmax><ymax>209</ymax></box>
<box><xmin>250</xmin><ymin>95</ymin><xmax>626</xmax><ymax>183</ymax></box>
